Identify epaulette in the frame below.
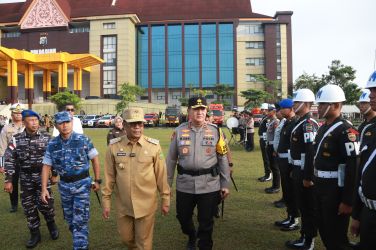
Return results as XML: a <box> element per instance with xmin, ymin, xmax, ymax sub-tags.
<box><xmin>109</xmin><ymin>137</ymin><xmax>123</xmax><ymax>145</ymax></box>
<box><xmin>145</xmin><ymin>137</ymin><xmax>159</xmax><ymax>145</ymax></box>
<box><xmin>207</xmin><ymin>122</ymin><xmax>218</xmax><ymax>128</ymax></box>
<box><xmin>177</xmin><ymin>122</ymin><xmax>188</xmax><ymax>128</ymax></box>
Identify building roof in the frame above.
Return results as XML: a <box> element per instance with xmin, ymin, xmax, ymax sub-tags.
<box><xmin>0</xmin><ymin>0</ymin><xmax>272</xmax><ymax>24</ymax></box>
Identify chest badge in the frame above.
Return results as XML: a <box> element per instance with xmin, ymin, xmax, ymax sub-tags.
<box><xmin>117</xmin><ymin>152</ymin><xmax>126</xmax><ymax>156</ymax></box>
<box><xmin>120</xmin><ymin>148</ymin><xmax>124</xmax><ymax>151</ymax></box>
<box><xmin>119</xmin><ymin>163</ymin><xmax>125</xmax><ymax>169</ymax></box>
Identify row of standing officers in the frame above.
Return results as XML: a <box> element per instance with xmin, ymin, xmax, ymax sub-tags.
<box><xmin>257</xmin><ymin>74</ymin><xmax>376</xmax><ymax>250</ymax></box>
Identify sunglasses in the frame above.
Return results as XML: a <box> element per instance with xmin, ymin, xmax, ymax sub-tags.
<box><xmin>66</xmin><ymin>109</ymin><xmax>75</xmax><ymax>112</ymax></box>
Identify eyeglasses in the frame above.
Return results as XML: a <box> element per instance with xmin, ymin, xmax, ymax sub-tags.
<box><xmin>66</xmin><ymin>109</ymin><xmax>75</xmax><ymax>112</ymax></box>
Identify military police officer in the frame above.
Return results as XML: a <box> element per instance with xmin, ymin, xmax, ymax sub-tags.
<box><xmin>0</xmin><ymin>103</ymin><xmax>25</xmax><ymax>212</ymax></box>
<box><xmin>273</xmin><ymin>99</ymin><xmax>300</xmax><ymax>230</ymax></box>
<box><xmin>166</xmin><ymin>97</ymin><xmax>230</xmax><ymax>250</ymax></box>
<box><xmin>3</xmin><ymin>110</ymin><xmax>58</xmax><ymax>248</ymax></box>
<box><xmin>41</xmin><ymin>111</ymin><xmax>101</xmax><ymax>250</ymax></box>
<box><xmin>102</xmin><ymin>108</ymin><xmax>170</xmax><ymax>249</ymax></box>
<box><xmin>314</xmin><ymin>85</ymin><xmax>359</xmax><ymax>249</ymax></box>
<box><xmin>258</xmin><ymin>103</ymin><xmax>271</xmax><ymax>182</ymax></box>
<box><xmin>351</xmin><ymin>71</ymin><xmax>376</xmax><ymax>249</ymax></box>
<box><xmin>286</xmin><ymin>89</ymin><xmax>318</xmax><ymax>249</ymax></box>
<box><xmin>357</xmin><ymin>89</ymin><xmax>376</xmax><ymax>147</ymax></box>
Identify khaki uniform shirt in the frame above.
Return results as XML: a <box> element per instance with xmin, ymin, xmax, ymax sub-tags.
<box><xmin>102</xmin><ymin>135</ymin><xmax>170</xmax><ymax>219</ymax></box>
<box><xmin>166</xmin><ymin>122</ymin><xmax>230</xmax><ymax>194</ymax></box>
<box><xmin>0</xmin><ymin>123</ymin><xmax>24</xmax><ymax>156</ymax></box>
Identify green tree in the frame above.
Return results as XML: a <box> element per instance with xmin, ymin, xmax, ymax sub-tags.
<box><xmin>192</xmin><ymin>88</ymin><xmax>210</xmax><ymax>97</ymax></box>
<box><xmin>178</xmin><ymin>97</ymin><xmax>188</xmax><ymax>106</ymax></box>
<box><xmin>252</xmin><ymin>74</ymin><xmax>281</xmax><ymax>102</ymax></box>
<box><xmin>50</xmin><ymin>91</ymin><xmax>81</xmax><ymax>111</ymax></box>
<box><xmin>240</xmin><ymin>89</ymin><xmax>270</xmax><ymax>109</ymax></box>
<box><xmin>211</xmin><ymin>83</ymin><xmax>234</xmax><ymax>102</ymax></box>
<box><xmin>293</xmin><ymin>72</ymin><xmax>324</xmax><ymax>93</ymax></box>
<box><xmin>116</xmin><ymin>83</ymin><xmax>145</xmax><ymax>114</ymax></box>
<box><xmin>322</xmin><ymin>60</ymin><xmax>361</xmax><ymax>104</ymax></box>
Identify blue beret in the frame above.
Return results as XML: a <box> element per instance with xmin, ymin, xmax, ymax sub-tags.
<box><xmin>54</xmin><ymin>111</ymin><xmax>72</xmax><ymax>124</ymax></box>
<box><xmin>279</xmin><ymin>99</ymin><xmax>294</xmax><ymax>109</ymax></box>
<box><xmin>21</xmin><ymin>110</ymin><xmax>40</xmax><ymax>120</ymax></box>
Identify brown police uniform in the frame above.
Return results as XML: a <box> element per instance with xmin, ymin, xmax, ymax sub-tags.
<box><xmin>102</xmin><ymin>108</ymin><xmax>170</xmax><ymax>250</ymax></box>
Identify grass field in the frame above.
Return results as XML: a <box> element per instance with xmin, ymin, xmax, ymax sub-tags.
<box><xmin>0</xmin><ymin>127</ymin><xmax>332</xmax><ymax>250</ymax></box>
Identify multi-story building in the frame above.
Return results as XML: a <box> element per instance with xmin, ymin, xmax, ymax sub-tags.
<box><xmin>0</xmin><ymin>0</ymin><xmax>292</xmax><ymax>106</ymax></box>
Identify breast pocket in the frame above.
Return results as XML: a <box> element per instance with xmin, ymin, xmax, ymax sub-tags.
<box><xmin>137</xmin><ymin>156</ymin><xmax>154</xmax><ymax>173</ymax></box>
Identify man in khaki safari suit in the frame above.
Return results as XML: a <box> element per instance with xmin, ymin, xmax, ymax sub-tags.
<box><xmin>102</xmin><ymin>107</ymin><xmax>170</xmax><ymax>250</ymax></box>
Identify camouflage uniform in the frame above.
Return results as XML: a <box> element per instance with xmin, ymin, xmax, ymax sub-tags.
<box><xmin>4</xmin><ymin>130</ymin><xmax>55</xmax><ymax>229</ymax></box>
<box><xmin>43</xmin><ymin>132</ymin><xmax>98</xmax><ymax>250</ymax></box>
<box><xmin>0</xmin><ymin>122</ymin><xmax>24</xmax><ymax>209</ymax></box>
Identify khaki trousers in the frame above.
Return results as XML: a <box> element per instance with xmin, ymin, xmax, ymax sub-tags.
<box><xmin>117</xmin><ymin>213</ymin><xmax>156</xmax><ymax>250</ymax></box>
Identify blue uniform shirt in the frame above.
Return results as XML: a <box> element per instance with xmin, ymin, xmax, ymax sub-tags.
<box><xmin>43</xmin><ymin>132</ymin><xmax>98</xmax><ymax>177</ymax></box>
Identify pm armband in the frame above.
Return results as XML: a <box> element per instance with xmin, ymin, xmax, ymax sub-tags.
<box><xmin>216</xmin><ymin>128</ymin><xmax>228</xmax><ymax>155</ymax></box>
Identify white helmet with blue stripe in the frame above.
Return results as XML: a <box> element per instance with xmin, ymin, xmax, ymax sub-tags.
<box><xmin>358</xmin><ymin>89</ymin><xmax>370</xmax><ymax>103</ymax></box>
<box><xmin>366</xmin><ymin>71</ymin><xmax>376</xmax><ymax>89</ymax></box>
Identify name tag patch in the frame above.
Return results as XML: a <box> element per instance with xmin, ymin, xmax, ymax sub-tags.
<box><xmin>117</xmin><ymin>152</ymin><xmax>127</xmax><ymax>156</ymax></box>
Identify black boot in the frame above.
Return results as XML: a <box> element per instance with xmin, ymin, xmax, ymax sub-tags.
<box><xmin>186</xmin><ymin>234</ymin><xmax>197</xmax><ymax>250</ymax></box>
<box><xmin>47</xmin><ymin>221</ymin><xmax>59</xmax><ymax>240</ymax></box>
<box><xmin>26</xmin><ymin>228</ymin><xmax>41</xmax><ymax>248</ymax></box>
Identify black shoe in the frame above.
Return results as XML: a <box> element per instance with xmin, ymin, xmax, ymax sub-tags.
<box><xmin>258</xmin><ymin>176</ymin><xmax>266</xmax><ymax>181</ymax></box>
<box><xmin>349</xmin><ymin>241</ymin><xmax>361</xmax><ymax>250</ymax></box>
<box><xmin>186</xmin><ymin>235</ymin><xmax>197</xmax><ymax>250</ymax></box>
<box><xmin>259</xmin><ymin>174</ymin><xmax>272</xmax><ymax>182</ymax></box>
<box><xmin>47</xmin><ymin>221</ymin><xmax>59</xmax><ymax>240</ymax></box>
<box><xmin>275</xmin><ymin>216</ymin><xmax>291</xmax><ymax>227</ymax></box>
<box><xmin>265</xmin><ymin>187</ymin><xmax>280</xmax><ymax>194</ymax></box>
<box><xmin>301</xmin><ymin>238</ymin><xmax>314</xmax><ymax>250</ymax></box>
<box><xmin>281</xmin><ymin>217</ymin><xmax>300</xmax><ymax>231</ymax></box>
<box><xmin>26</xmin><ymin>228</ymin><xmax>41</xmax><ymax>248</ymax></box>
<box><xmin>274</xmin><ymin>200</ymin><xmax>286</xmax><ymax>208</ymax></box>
<box><xmin>285</xmin><ymin>235</ymin><xmax>305</xmax><ymax>249</ymax></box>
<box><xmin>9</xmin><ymin>206</ymin><xmax>17</xmax><ymax>213</ymax></box>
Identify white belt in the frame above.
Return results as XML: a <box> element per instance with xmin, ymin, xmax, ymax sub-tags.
<box><xmin>314</xmin><ymin>169</ymin><xmax>338</xmax><ymax>178</ymax></box>
<box><xmin>278</xmin><ymin>153</ymin><xmax>289</xmax><ymax>158</ymax></box>
<box><xmin>359</xmin><ymin>186</ymin><xmax>376</xmax><ymax>211</ymax></box>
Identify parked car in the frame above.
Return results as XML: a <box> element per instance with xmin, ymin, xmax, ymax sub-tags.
<box><xmin>144</xmin><ymin>113</ymin><xmax>159</xmax><ymax>127</ymax></box>
<box><xmin>96</xmin><ymin>115</ymin><xmax>115</xmax><ymax>128</ymax></box>
<box><xmin>74</xmin><ymin>115</ymin><xmax>85</xmax><ymax>121</ymax></box>
<box><xmin>82</xmin><ymin>115</ymin><xmax>101</xmax><ymax>128</ymax></box>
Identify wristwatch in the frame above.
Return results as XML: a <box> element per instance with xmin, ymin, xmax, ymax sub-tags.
<box><xmin>94</xmin><ymin>179</ymin><xmax>102</xmax><ymax>184</ymax></box>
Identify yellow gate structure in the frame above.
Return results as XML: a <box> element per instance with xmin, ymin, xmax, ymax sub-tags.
<box><xmin>0</xmin><ymin>46</ymin><xmax>103</xmax><ymax>107</ymax></box>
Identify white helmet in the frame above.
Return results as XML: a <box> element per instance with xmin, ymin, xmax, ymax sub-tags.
<box><xmin>316</xmin><ymin>84</ymin><xmax>346</xmax><ymax>103</ymax></box>
<box><xmin>293</xmin><ymin>89</ymin><xmax>315</xmax><ymax>102</ymax></box>
<box><xmin>10</xmin><ymin>103</ymin><xmax>24</xmax><ymax>113</ymax></box>
<box><xmin>358</xmin><ymin>89</ymin><xmax>370</xmax><ymax>103</ymax></box>
<box><xmin>365</xmin><ymin>71</ymin><xmax>376</xmax><ymax>89</ymax></box>
<box><xmin>260</xmin><ymin>103</ymin><xmax>269</xmax><ymax>110</ymax></box>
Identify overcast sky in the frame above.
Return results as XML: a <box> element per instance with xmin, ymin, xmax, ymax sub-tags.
<box><xmin>1</xmin><ymin>0</ymin><xmax>376</xmax><ymax>87</ymax></box>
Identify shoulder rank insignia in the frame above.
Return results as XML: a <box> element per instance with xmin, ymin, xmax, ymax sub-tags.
<box><xmin>146</xmin><ymin>137</ymin><xmax>159</xmax><ymax>145</ymax></box>
<box><xmin>109</xmin><ymin>137</ymin><xmax>122</xmax><ymax>145</ymax></box>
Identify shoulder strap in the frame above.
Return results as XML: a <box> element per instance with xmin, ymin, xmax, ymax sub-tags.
<box><xmin>360</xmin><ymin>123</ymin><xmax>374</xmax><ymax>145</ymax></box>
<box><xmin>314</xmin><ymin>121</ymin><xmax>343</xmax><ymax>160</ymax></box>
<box><xmin>290</xmin><ymin>119</ymin><xmax>307</xmax><ymax>141</ymax></box>
<box><xmin>362</xmin><ymin>148</ymin><xmax>376</xmax><ymax>178</ymax></box>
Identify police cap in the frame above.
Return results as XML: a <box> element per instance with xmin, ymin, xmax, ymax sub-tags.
<box><xmin>188</xmin><ymin>97</ymin><xmax>207</xmax><ymax>109</ymax></box>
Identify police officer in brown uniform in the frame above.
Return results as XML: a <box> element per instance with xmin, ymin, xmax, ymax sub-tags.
<box><xmin>0</xmin><ymin>103</ymin><xmax>25</xmax><ymax>212</ymax></box>
<box><xmin>166</xmin><ymin>97</ymin><xmax>230</xmax><ymax>250</ymax></box>
<box><xmin>102</xmin><ymin>107</ymin><xmax>170</xmax><ymax>250</ymax></box>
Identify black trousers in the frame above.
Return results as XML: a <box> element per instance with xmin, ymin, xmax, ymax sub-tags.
<box><xmin>245</xmin><ymin>133</ymin><xmax>254</xmax><ymax>151</ymax></box>
<box><xmin>176</xmin><ymin>190</ymin><xmax>221</xmax><ymax>250</ymax></box>
<box><xmin>360</xmin><ymin>206</ymin><xmax>376</xmax><ymax>250</ymax></box>
<box><xmin>278</xmin><ymin>158</ymin><xmax>299</xmax><ymax>218</ymax></box>
<box><xmin>266</xmin><ymin>145</ymin><xmax>280</xmax><ymax>188</ymax></box>
<box><xmin>314</xmin><ymin>178</ymin><xmax>349</xmax><ymax>249</ymax></box>
<box><xmin>292</xmin><ymin>168</ymin><xmax>317</xmax><ymax>239</ymax></box>
<box><xmin>239</xmin><ymin>127</ymin><xmax>245</xmax><ymax>141</ymax></box>
<box><xmin>10</xmin><ymin>165</ymin><xmax>19</xmax><ymax>208</ymax></box>
<box><xmin>259</xmin><ymin>139</ymin><xmax>270</xmax><ymax>176</ymax></box>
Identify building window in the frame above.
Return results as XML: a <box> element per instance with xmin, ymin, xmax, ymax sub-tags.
<box><xmin>137</xmin><ymin>26</ymin><xmax>149</xmax><ymax>89</ymax></box>
<box><xmin>245</xmin><ymin>74</ymin><xmax>257</xmax><ymax>82</ymax></box>
<box><xmin>168</xmin><ymin>25</ymin><xmax>182</xmax><ymax>88</ymax></box>
<box><xmin>102</xmin><ymin>35</ymin><xmax>117</xmax><ymax>98</ymax></box>
<box><xmin>246</xmin><ymin>58</ymin><xmax>264</xmax><ymax>66</ymax></box>
<box><xmin>237</xmin><ymin>23</ymin><xmax>263</xmax><ymax>35</ymax></box>
<box><xmin>184</xmin><ymin>24</ymin><xmax>199</xmax><ymax>88</ymax></box>
<box><xmin>219</xmin><ymin>23</ymin><xmax>234</xmax><ymax>86</ymax></box>
<box><xmin>151</xmin><ymin>25</ymin><xmax>165</xmax><ymax>89</ymax></box>
<box><xmin>69</xmin><ymin>27</ymin><xmax>89</xmax><ymax>33</ymax></box>
<box><xmin>1</xmin><ymin>32</ymin><xmax>21</xmax><ymax>38</ymax></box>
<box><xmin>103</xmin><ymin>22</ymin><xmax>116</xmax><ymax>29</ymax></box>
<box><xmin>172</xmin><ymin>94</ymin><xmax>181</xmax><ymax>99</ymax></box>
<box><xmin>157</xmin><ymin>95</ymin><xmax>164</xmax><ymax>100</ymax></box>
<box><xmin>202</xmin><ymin>23</ymin><xmax>217</xmax><ymax>87</ymax></box>
<box><xmin>245</xmin><ymin>41</ymin><xmax>264</xmax><ymax>49</ymax></box>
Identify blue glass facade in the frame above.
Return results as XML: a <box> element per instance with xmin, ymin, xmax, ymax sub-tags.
<box><xmin>151</xmin><ymin>25</ymin><xmax>165</xmax><ymax>88</ymax></box>
<box><xmin>137</xmin><ymin>23</ymin><xmax>234</xmax><ymax>91</ymax></box>
<box><xmin>137</xmin><ymin>26</ymin><xmax>148</xmax><ymax>88</ymax></box>
<box><xmin>168</xmin><ymin>25</ymin><xmax>182</xmax><ymax>88</ymax></box>
<box><xmin>184</xmin><ymin>24</ymin><xmax>200</xmax><ymax>88</ymax></box>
